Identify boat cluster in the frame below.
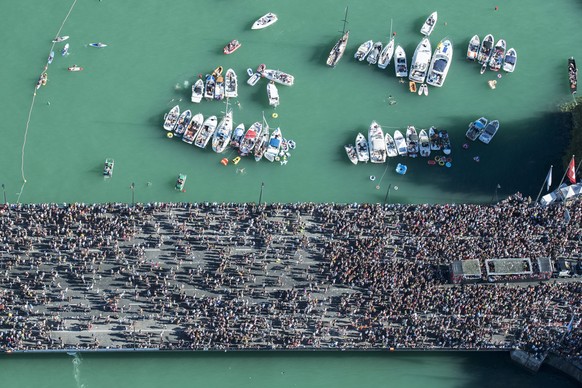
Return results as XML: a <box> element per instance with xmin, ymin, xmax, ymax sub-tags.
<box><xmin>162</xmin><ymin>105</ymin><xmax>296</xmax><ymax>165</ymax></box>
<box><xmin>345</xmin><ymin>121</ymin><xmax>452</xmax><ymax>166</ymax></box>
<box><xmin>192</xmin><ymin>66</ymin><xmax>238</xmax><ymax>103</ymax></box>
<box><xmin>467</xmin><ymin>34</ymin><xmax>517</xmax><ymax>74</ymax></box>
<box><xmin>245</xmin><ymin>64</ymin><xmax>295</xmax><ymax>107</ymax></box>
<box><xmin>465</xmin><ymin>117</ymin><xmax>500</xmax><ymax>144</ymax></box>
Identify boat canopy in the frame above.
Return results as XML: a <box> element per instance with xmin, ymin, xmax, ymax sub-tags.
<box><xmin>269</xmin><ymin>138</ymin><xmax>281</xmax><ymax>147</ymax></box>
<box><xmin>433</xmin><ymin>58</ymin><xmax>448</xmax><ymax>72</ymax></box>
<box><xmin>475</xmin><ymin>120</ymin><xmax>486</xmax><ymax>129</ymax></box>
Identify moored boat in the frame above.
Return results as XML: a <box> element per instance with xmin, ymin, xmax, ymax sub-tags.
<box><xmin>194</xmin><ymin>115</ymin><xmax>218</xmax><ymax>148</ymax></box>
<box><xmin>48</xmin><ymin>51</ymin><xmax>54</xmax><ymax>64</ymax></box>
<box><xmin>191</xmin><ymin>79</ymin><xmax>204</xmax><ymax>103</ymax></box>
<box><xmin>252</xmin><ymin>13</ymin><xmax>278</xmax><ymax>30</ymax></box>
<box><xmin>214</xmin><ymin>75</ymin><xmax>225</xmax><ymax>100</ymax></box>
<box><xmin>488</xmin><ymin>39</ymin><xmax>506</xmax><ymax>71</ymax></box>
<box><xmin>478</xmin><ymin>119</ymin><xmax>500</xmax><ymax>144</ymax></box>
<box><xmin>409</xmin><ymin>81</ymin><xmax>417</xmax><ymax>93</ymax></box>
<box><xmin>345</xmin><ymin>144</ymin><xmax>358</xmax><ymax>165</ymax></box>
<box><xmin>406</xmin><ymin>126</ymin><xmax>419</xmax><ymax>158</ymax></box>
<box><xmin>378</xmin><ymin>37</ymin><xmax>395</xmax><ymax>69</ymax></box>
<box><xmin>253</xmin><ymin>123</ymin><xmax>270</xmax><ymax>161</ymax></box>
<box><xmin>163</xmin><ymin>105</ymin><xmax>180</xmax><ymax>131</ymax></box>
<box><xmin>204</xmin><ymin>74</ymin><xmax>216</xmax><ymax>100</ymax></box>
<box><xmin>212</xmin><ymin>109</ymin><xmax>234</xmax><ymax>153</ymax></box>
<box><xmin>173</xmin><ymin>109</ymin><xmax>192</xmax><ymax>137</ymax></box>
<box><xmin>467</xmin><ymin>35</ymin><xmax>480</xmax><ymax>61</ymax></box>
<box><xmin>385</xmin><ymin>132</ymin><xmax>398</xmax><ymax>158</ymax></box>
<box><xmin>366</xmin><ymin>42</ymin><xmax>383</xmax><ymax>65</ymax></box>
<box><xmin>89</xmin><ymin>42</ymin><xmax>107</xmax><ymax>48</ymax></box>
<box><xmin>225</xmin><ymin>68</ymin><xmax>238</xmax><ymax>98</ymax></box>
<box><xmin>428</xmin><ymin>127</ymin><xmax>441</xmax><ymax>151</ymax></box>
<box><xmin>502</xmin><ymin>48</ymin><xmax>517</xmax><ymax>73</ymax></box>
<box><xmin>426</xmin><ymin>39</ymin><xmax>453</xmax><ymax>87</ymax></box>
<box><xmin>354</xmin><ymin>40</ymin><xmax>374</xmax><ymax>61</ymax></box>
<box><xmin>247</xmin><ymin>72</ymin><xmax>261</xmax><ymax>86</ymax></box>
<box><xmin>368</xmin><ymin>121</ymin><xmax>387</xmax><ymax>163</ymax></box>
<box><xmin>466</xmin><ymin>117</ymin><xmax>488</xmax><ymax>141</ymax></box>
<box><xmin>327</xmin><ymin>30</ymin><xmax>350</xmax><ymax>68</ymax></box>
<box><xmin>230</xmin><ymin>123</ymin><xmax>246</xmax><ymax>149</ymax></box>
<box><xmin>264</xmin><ymin>127</ymin><xmax>283</xmax><ymax>162</ymax></box>
<box><xmin>175</xmin><ymin>174</ymin><xmax>187</xmax><ymax>191</ymax></box>
<box><xmin>420</xmin><ymin>11</ymin><xmax>437</xmax><ymax>36</ymax></box>
<box><xmin>569</xmin><ymin>57</ymin><xmax>577</xmax><ymax>95</ymax></box>
<box><xmin>267</xmin><ymin>81</ymin><xmax>280</xmax><ymax>107</ymax></box>
<box><xmin>393</xmin><ymin>130</ymin><xmax>407</xmax><ymax>156</ymax></box>
<box><xmin>394</xmin><ymin>45</ymin><xmax>408</xmax><ymax>77</ymax></box>
<box><xmin>419</xmin><ymin>129</ymin><xmax>431</xmax><ymax>157</ymax></box>
<box><xmin>223</xmin><ymin>39</ymin><xmax>241</xmax><ymax>54</ymax></box>
<box><xmin>67</xmin><ymin>65</ymin><xmax>83</xmax><ymax>72</ymax></box>
<box><xmin>182</xmin><ymin>113</ymin><xmax>204</xmax><ymax>144</ymax></box>
<box><xmin>440</xmin><ymin>130</ymin><xmax>452</xmax><ymax>155</ymax></box>
<box><xmin>239</xmin><ymin>122</ymin><xmax>262</xmax><ymax>156</ymax></box>
<box><xmin>212</xmin><ymin>66</ymin><xmax>223</xmax><ymax>78</ymax></box>
<box><xmin>62</xmin><ymin>43</ymin><xmax>69</xmax><ymax>56</ymax></box>
<box><xmin>409</xmin><ymin>37</ymin><xmax>432</xmax><ymax>83</ymax></box>
<box><xmin>262</xmin><ymin>69</ymin><xmax>294</xmax><ymax>86</ymax></box>
<box><xmin>52</xmin><ymin>36</ymin><xmax>69</xmax><ymax>43</ymax></box>
<box><xmin>355</xmin><ymin>132</ymin><xmax>369</xmax><ymax>163</ymax></box>
<box><xmin>477</xmin><ymin>34</ymin><xmax>494</xmax><ymax>65</ymax></box>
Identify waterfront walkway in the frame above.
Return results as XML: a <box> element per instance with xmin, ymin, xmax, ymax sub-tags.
<box><xmin>0</xmin><ymin>196</ymin><xmax>579</xmax><ymax>362</ymax></box>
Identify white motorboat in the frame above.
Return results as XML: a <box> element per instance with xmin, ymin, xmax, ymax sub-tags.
<box><xmin>345</xmin><ymin>144</ymin><xmax>358</xmax><ymax>165</ymax></box>
<box><xmin>406</xmin><ymin>126</ymin><xmax>419</xmax><ymax>158</ymax></box>
<box><xmin>466</xmin><ymin>117</ymin><xmax>488</xmax><ymax>141</ymax></box>
<box><xmin>239</xmin><ymin>122</ymin><xmax>262</xmax><ymax>156</ymax></box>
<box><xmin>394</xmin><ymin>45</ymin><xmax>408</xmax><ymax>77</ymax></box>
<box><xmin>428</xmin><ymin>126</ymin><xmax>441</xmax><ymax>151</ymax></box>
<box><xmin>366</xmin><ymin>42</ymin><xmax>383</xmax><ymax>65</ymax></box>
<box><xmin>253</xmin><ymin>123</ymin><xmax>270</xmax><ymax>162</ymax></box>
<box><xmin>224</xmin><ymin>68</ymin><xmax>238</xmax><ymax>98</ymax></box>
<box><xmin>214</xmin><ymin>75</ymin><xmax>225</xmax><ymax>100</ymax></box>
<box><xmin>191</xmin><ymin>79</ymin><xmax>204</xmax><ymax>103</ymax></box>
<box><xmin>252</xmin><ymin>13</ymin><xmax>278</xmax><ymax>29</ymax></box>
<box><xmin>478</xmin><ymin>120</ymin><xmax>500</xmax><ymax>144</ymax></box>
<box><xmin>409</xmin><ymin>37</ymin><xmax>432</xmax><ymax>83</ymax></box>
<box><xmin>262</xmin><ymin>69</ymin><xmax>294</xmax><ymax>86</ymax></box>
<box><xmin>467</xmin><ymin>35</ymin><xmax>480</xmax><ymax>61</ymax></box>
<box><xmin>385</xmin><ymin>132</ymin><xmax>398</xmax><ymax>158</ymax></box>
<box><xmin>393</xmin><ymin>130</ymin><xmax>407</xmax><ymax>156</ymax></box>
<box><xmin>194</xmin><ymin>115</ymin><xmax>218</xmax><ymax>148</ymax></box>
<box><xmin>264</xmin><ymin>127</ymin><xmax>283</xmax><ymax>162</ymax></box>
<box><xmin>230</xmin><ymin>123</ymin><xmax>246</xmax><ymax>149</ymax></box>
<box><xmin>163</xmin><ymin>105</ymin><xmax>180</xmax><ymax>131</ymax></box>
<box><xmin>368</xmin><ymin>121</ymin><xmax>387</xmax><ymax>163</ymax></box>
<box><xmin>267</xmin><ymin>81</ymin><xmax>280</xmax><ymax>107</ymax></box>
<box><xmin>420</xmin><ymin>11</ymin><xmax>437</xmax><ymax>36</ymax></box>
<box><xmin>247</xmin><ymin>72</ymin><xmax>261</xmax><ymax>86</ymax></box>
<box><xmin>377</xmin><ymin>37</ymin><xmax>395</xmax><ymax>69</ymax></box>
<box><xmin>503</xmin><ymin>48</ymin><xmax>517</xmax><ymax>72</ymax></box>
<box><xmin>354</xmin><ymin>40</ymin><xmax>374</xmax><ymax>61</ymax></box>
<box><xmin>182</xmin><ymin>113</ymin><xmax>204</xmax><ymax>144</ymax></box>
<box><xmin>426</xmin><ymin>39</ymin><xmax>453</xmax><ymax>87</ymax></box>
<box><xmin>212</xmin><ymin>109</ymin><xmax>234</xmax><ymax>153</ymax></box>
<box><xmin>441</xmin><ymin>130</ymin><xmax>452</xmax><ymax>155</ymax></box>
<box><xmin>477</xmin><ymin>34</ymin><xmax>494</xmax><ymax>65</ymax></box>
<box><xmin>488</xmin><ymin>39</ymin><xmax>506</xmax><ymax>71</ymax></box>
<box><xmin>355</xmin><ymin>132</ymin><xmax>369</xmax><ymax>162</ymax></box>
<box><xmin>173</xmin><ymin>109</ymin><xmax>192</xmax><ymax>137</ymax></box>
<box><xmin>419</xmin><ymin>129</ymin><xmax>431</xmax><ymax>157</ymax></box>
<box><xmin>204</xmin><ymin>74</ymin><xmax>216</xmax><ymax>100</ymax></box>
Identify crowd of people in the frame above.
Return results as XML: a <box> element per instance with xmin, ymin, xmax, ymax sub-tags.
<box><xmin>0</xmin><ymin>195</ymin><xmax>579</xmax><ymax>363</ymax></box>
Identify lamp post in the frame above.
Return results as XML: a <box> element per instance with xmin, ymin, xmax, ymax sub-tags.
<box><xmin>258</xmin><ymin>182</ymin><xmax>264</xmax><ymax>205</ymax></box>
<box><xmin>130</xmin><ymin>182</ymin><xmax>135</xmax><ymax>206</ymax></box>
<box><xmin>383</xmin><ymin>183</ymin><xmax>392</xmax><ymax>206</ymax></box>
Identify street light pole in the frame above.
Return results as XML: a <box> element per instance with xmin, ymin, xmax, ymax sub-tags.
<box><xmin>383</xmin><ymin>183</ymin><xmax>392</xmax><ymax>206</ymax></box>
<box><xmin>131</xmin><ymin>182</ymin><xmax>135</xmax><ymax>206</ymax></box>
<box><xmin>258</xmin><ymin>182</ymin><xmax>264</xmax><ymax>205</ymax></box>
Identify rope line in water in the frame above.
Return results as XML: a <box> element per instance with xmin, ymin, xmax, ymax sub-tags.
<box><xmin>18</xmin><ymin>0</ymin><xmax>79</xmax><ymax>204</ymax></box>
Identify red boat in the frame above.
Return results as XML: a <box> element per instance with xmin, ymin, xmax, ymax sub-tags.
<box><xmin>68</xmin><ymin>65</ymin><xmax>83</xmax><ymax>72</ymax></box>
<box><xmin>223</xmin><ymin>39</ymin><xmax>241</xmax><ymax>55</ymax></box>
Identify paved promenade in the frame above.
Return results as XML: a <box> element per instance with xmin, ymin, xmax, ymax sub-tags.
<box><xmin>0</xmin><ymin>196</ymin><xmax>579</xmax><ymax>363</ymax></box>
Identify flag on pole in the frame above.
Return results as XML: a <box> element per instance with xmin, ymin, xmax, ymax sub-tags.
<box><xmin>566</xmin><ymin>157</ymin><xmax>576</xmax><ymax>184</ymax></box>
<box><xmin>546</xmin><ymin>166</ymin><xmax>553</xmax><ymax>191</ymax></box>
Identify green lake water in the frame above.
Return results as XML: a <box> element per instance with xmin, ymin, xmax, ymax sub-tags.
<box><xmin>1</xmin><ymin>0</ymin><xmax>582</xmax><ymax>386</ymax></box>
<box><xmin>1</xmin><ymin>0</ymin><xmax>580</xmax><ymax>205</ymax></box>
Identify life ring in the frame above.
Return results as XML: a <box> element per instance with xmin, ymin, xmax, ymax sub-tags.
<box><xmin>497</xmin><ymin>74</ymin><xmax>502</xmax><ymax>79</ymax></box>
<box><xmin>166</xmin><ymin>132</ymin><xmax>174</xmax><ymax>139</ymax></box>
<box><xmin>370</xmin><ymin>175</ymin><xmax>376</xmax><ymax>181</ymax></box>
<box><xmin>428</xmin><ymin>160</ymin><xmax>436</xmax><ymax>165</ymax></box>
<box><xmin>272</xmin><ymin>113</ymin><xmax>278</xmax><ymax>118</ymax></box>
<box><xmin>288</xmin><ymin>140</ymin><xmax>296</xmax><ymax>149</ymax></box>
<box><xmin>275</xmin><ymin>156</ymin><xmax>280</xmax><ymax>162</ymax></box>
<box><xmin>434</xmin><ymin>156</ymin><xmax>441</xmax><ymax>162</ymax></box>
<box><xmin>445</xmin><ymin>162</ymin><xmax>452</xmax><ymax>168</ymax></box>
<box><xmin>462</xmin><ymin>143</ymin><xmax>469</xmax><ymax>149</ymax></box>
<box><xmin>446</xmin><ymin>157</ymin><xmax>452</xmax><ymax>162</ymax></box>
<box><xmin>438</xmin><ymin>161</ymin><xmax>445</xmax><ymax>166</ymax></box>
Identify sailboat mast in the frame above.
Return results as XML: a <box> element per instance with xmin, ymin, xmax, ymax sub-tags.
<box><xmin>341</xmin><ymin>6</ymin><xmax>349</xmax><ymax>34</ymax></box>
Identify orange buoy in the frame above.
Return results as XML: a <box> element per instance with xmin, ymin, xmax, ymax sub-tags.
<box><xmin>220</xmin><ymin>158</ymin><xmax>228</xmax><ymax>166</ymax></box>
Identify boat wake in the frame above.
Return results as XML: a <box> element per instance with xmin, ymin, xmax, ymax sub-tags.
<box><xmin>69</xmin><ymin>352</ymin><xmax>86</xmax><ymax>388</ymax></box>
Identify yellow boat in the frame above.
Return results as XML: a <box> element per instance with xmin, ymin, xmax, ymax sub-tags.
<box><xmin>232</xmin><ymin>156</ymin><xmax>241</xmax><ymax>165</ymax></box>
